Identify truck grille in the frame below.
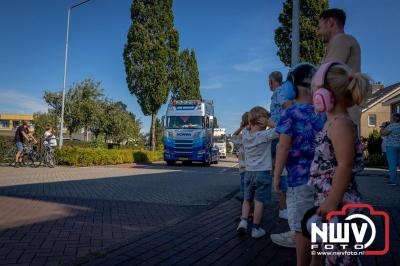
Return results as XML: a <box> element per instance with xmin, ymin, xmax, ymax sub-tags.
<box><xmin>174</xmin><ymin>139</ymin><xmax>193</xmax><ymax>155</ymax></box>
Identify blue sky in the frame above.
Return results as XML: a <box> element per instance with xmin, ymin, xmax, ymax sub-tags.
<box><xmin>1</xmin><ymin>0</ymin><xmax>399</xmax><ymax>134</ymax></box>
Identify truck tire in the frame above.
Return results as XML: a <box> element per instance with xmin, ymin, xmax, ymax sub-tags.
<box><xmin>166</xmin><ymin>160</ymin><xmax>175</xmax><ymax>166</ymax></box>
<box><xmin>202</xmin><ymin>156</ymin><xmax>211</xmax><ymax>167</ymax></box>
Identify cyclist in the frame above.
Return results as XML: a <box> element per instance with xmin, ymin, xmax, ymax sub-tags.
<box><xmin>14</xmin><ymin>121</ymin><xmax>36</xmax><ymax>167</ymax></box>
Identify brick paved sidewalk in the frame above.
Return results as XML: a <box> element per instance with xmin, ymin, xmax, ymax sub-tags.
<box><xmin>76</xmin><ymin>199</ymin><xmax>400</xmax><ymax>266</ymax></box>
<box><xmin>78</xmin><ymin>172</ymin><xmax>400</xmax><ymax>266</ymax></box>
<box><xmin>0</xmin><ymin>195</ymin><xmax>206</xmax><ymax>266</ymax></box>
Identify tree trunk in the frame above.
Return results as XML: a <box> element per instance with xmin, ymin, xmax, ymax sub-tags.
<box><xmin>151</xmin><ymin>113</ymin><xmax>156</xmax><ymax>151</ymax></box>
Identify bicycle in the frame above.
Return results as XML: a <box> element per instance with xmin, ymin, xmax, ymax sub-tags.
<box><xmin>42</xmin><ymin>145</ymin><xmax>56</xmax><ymax>168</ymax></box>
<box><xmin>6</xmin><ymin>143</ymin><xmax>40</xmax><ymax>167</ymax></box>
<box><xmin>22</xmin><ymin>143</ymin><xmax>42</xmax><ymax>167</ymax></box>
<box><xmin>4</xmin><ymin>146</ymin><xmax>17</xmax><ymax>166</ymax></box>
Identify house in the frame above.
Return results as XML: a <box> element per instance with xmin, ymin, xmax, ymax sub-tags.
<box><xmin>361</xmin><ymin>82</ymin><xmax>400</xmax><ymax>138</ymax></box>
<box><xmin>0</xmin><ymin>114</ymin><xmax>34</xmax><ymax>136</ymax></box>
<box><xmin>0</xmin><ymin>113</ymin><xmax>88</xmax><ymax>141</ymax></box>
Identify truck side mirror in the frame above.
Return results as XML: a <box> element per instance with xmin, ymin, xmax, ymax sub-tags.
<box><xmin>161</xmin><ymin>116</ymin><xmax>165</xmax><ymax>127</ymax></box>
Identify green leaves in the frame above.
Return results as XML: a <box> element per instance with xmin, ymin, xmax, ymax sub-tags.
<box><xmin>124</xmin><ymin>0</ymin><xmax>180</xmax><ymax>151</ymax></box>
<box><xmin>275</xmin><ymin>0</ymin><xmax>328</xmax><ymax>66</ymax></box>
<box><xmin>32</xmin><ymin>112</ymin><xmax>58</xmax><ymax>139</ymax></box>
<box><xmin>173</xmin><ymin>49</ymin><xmax>201</xmax><ymax>100</ymax></box>
<box><xmin>43</xmin><ymin>79</ymin><xmax>143</xmax><ymax>145</ymax></box>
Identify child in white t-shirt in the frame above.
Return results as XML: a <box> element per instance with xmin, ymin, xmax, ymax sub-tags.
<box><xmin>236</xmin><ymin>106</ymin><xmax>278</xmax><ymax>238</ymax></box>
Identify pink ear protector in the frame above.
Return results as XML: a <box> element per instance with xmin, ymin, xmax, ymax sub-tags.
<box><xmin>311</xmin><ymin>62</ymin><xmax>344</xmax><ymax>113</ymax></box>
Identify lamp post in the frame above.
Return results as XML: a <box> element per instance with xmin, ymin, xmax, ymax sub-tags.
<box><xmin>291</xmin><ymin>0</ymin><xmax>300</xmax><ymax>67</ymax></box>
<box><xmin>59</xmin><ymin>0</ymin><xmax>91</xmax><ymax>147</ymax></box>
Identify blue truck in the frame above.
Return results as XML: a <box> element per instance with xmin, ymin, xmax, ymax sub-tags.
<box><xmin>163</xmin><ymin>99</ymin><xmax>219</xmax><ymax>166</ymax></box>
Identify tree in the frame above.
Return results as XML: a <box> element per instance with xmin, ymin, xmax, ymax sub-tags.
<box><xmin>101</xmin><ymin>100</ymin><xmax>142</xmax><ymax>144</ymax></box>
<box><xmin>44</xmin><ymin>79</ymin><xmax>103</xmax><ymax>140</ymax></box>
<box><xmin>123</xmin><ymin>0</ymin><xmax>180</xmax><ymax>151</ymax></box>
<box><xmin>44</xmin><ymin>90</ymin><xmax>79</xmax><ymax>138</ymax></box>
<box><xmin>148</xmin><ymin>118</ymin><xmax>164</xmax><ymax>149</ymax></box>
<box><xmin>70</xmin><ymin>79</ymin><xmax>103</xmax><ymax>141</ymax></box>
<box><xmin>32</xmin><ymin>112</ymin><xmax>58</xmax><ymax>139</ymax></box>
<box><xmin>173</xmin><ymin>49</ymin><xmax>201</xmax><ymax>100</ymax></box>
<box><xmin>275</xmin><ymin>0</ymin><xmax>328</xmax><ymax>66</ymax></box>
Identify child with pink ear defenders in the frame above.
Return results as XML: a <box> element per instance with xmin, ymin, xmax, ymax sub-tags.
<box><xmin>312</xmin><ymin>61</ymin><xmax>354</xmax><ymax>113</ymax></box>
<box><xmin>309</xmin><ymin>62</ymin><xmax>371</xmax><ymax>265</ymax></box>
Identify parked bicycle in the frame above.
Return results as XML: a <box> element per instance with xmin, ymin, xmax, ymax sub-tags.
<box><xmin>42</xmin><ymin>145</ymin><xmax>56</xmax><ymax>168</ymax></box>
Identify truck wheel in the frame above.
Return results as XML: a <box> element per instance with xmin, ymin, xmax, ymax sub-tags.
<box><xmin>203</xmin><ymin>157</ymin><xmax>211</xmax><ymax>167</ymax></box>
<box><xmin>166</xmin><ymin>160</ymin><xmax>175</xmax><ymax>166</ymax></box>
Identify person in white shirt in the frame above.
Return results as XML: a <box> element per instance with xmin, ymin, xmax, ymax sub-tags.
<box><xmin>236</xmin><ymin>106</ymin><xmax>278</xmax><ymax>238</ymax></box>
<box><xmin>43</xmin><ymin>126</ymin><xmax>54</xmax><ymax>147</ymax></box>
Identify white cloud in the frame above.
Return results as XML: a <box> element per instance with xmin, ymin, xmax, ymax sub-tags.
<box><xmin>233</xmin><ymin>59</ymin><xmax>265</xmax><ymax>72</ymax></box>
<box><xmin>0</xmin><ymin>90</ymin><xmax>48</xmax><ymax>114</ymax></box>
<box><xmin>201</xmin><ymin>83</ymin><xmax>223</xmax><ymax>90</ymax></box>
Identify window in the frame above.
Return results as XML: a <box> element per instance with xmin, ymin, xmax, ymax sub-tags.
<box><xmin>368</xmin><ymin>114</ymin><xmax>377</xmax><ymax>127</ymax></box>
<box><xmin>0</xmin><ymin>120</ymin><xmax>9</xmax><ymax>129</ymax></box>
<box><xmin>13</xmin><ymin>120</ymin><xmax>21</xmax><ymax>129</ymax></box>
<box><xmin>166</xmin><ymin>116</ymin><xmax>204</xmax><ymax>129</ymax></box>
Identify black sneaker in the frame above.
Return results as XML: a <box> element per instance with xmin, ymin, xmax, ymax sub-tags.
<box><xmin>387</xmin><ymin>181</ymin><xmax>398</xmax><ymax>186</ymax></box>
<box><xmin>14</xmin><ymin>163</ymin><xmax>20</xmax><ymax>168</ymax></box>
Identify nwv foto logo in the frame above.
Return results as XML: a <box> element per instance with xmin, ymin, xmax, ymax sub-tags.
<box><xmin>311</xmin><ymin>204</ymin><xmax>389</xmax><ymax>256</ymax></box>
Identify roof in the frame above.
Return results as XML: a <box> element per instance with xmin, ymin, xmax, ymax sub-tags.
<box><xmin>0</xmin><ymin>114</ymin><xmax>34</xmax><ymax>120</ymax></box>
<box><xmin>383</xmin><ymin>96</ymin><xmax>400</xmax><ymax>106</ymax></box>
<box><xmin>361</xmin><ymin>82</ymin><xmax>400</xmax><ymax>112</ymax></box>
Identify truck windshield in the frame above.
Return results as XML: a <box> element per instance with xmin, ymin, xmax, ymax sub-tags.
<box><xmin>167</xmin><ymin>116</ymin><xmax>204</xmax><ymax>129</ymax></box>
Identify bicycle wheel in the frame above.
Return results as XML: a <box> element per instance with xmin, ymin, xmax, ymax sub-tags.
<box><xmin>22</xmin><ymin>152</ymin><xmax>33</xmax><ymax>166</ymax></box>
<box><xmin>30</xmin><ymin>150</ymin><xmax>42</xmax><ymax>168</ymax></box>
<box><xmin>4</xmin><ymin>148</ymin><xmax>16</xmax><ymax>166</ymax></box>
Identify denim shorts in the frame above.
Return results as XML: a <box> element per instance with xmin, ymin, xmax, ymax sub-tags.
<box><xmin>287</xmin><ymin>183</ymin><xmax>314</xmax><ymax>232</ymax></box>
<box><xmin>244</xmin><ymin>171</ymin><xmax>272</xmax><ymax>204</ymax></box>
<box><xmin>15</xmin><ymin>142</ymin><xmax>24</xmax><ymax>152</ymax></box>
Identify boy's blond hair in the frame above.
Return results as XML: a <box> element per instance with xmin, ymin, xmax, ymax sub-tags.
<box><xmin>248</xmin><ymin>106</ymin><xmax>270</xmax><ymax>126</ymax></box>
<box><xmin>325</xmin><ymin>65</ymin><xmax>371</xmax><ymax>106</ymax></box>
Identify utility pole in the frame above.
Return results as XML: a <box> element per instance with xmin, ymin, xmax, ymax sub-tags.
<box><xmin>59</xmin><ymin>0</ymin><xmax>92</xmax><ymax>147</ymax></box>
<box><xmin>291</xmin><ymin>0</ymin><xmax>300</xmax><ymax>67</ymax></box>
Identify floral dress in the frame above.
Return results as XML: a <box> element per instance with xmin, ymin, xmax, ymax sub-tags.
<box><xmin>309</xmin><ymin>116</ymin><xmax>364</xmax><ymax>266</ymax></box>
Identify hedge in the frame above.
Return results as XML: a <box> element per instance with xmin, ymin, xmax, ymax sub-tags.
<box><xmin>55</xmin><ymin>147</ymin><xmax>163</xmax><ymax>166</ymax></box>
<box><xmin>0</xmin><ymin>136</ymin><xmax>14</xmax><ymax>162</ymax></box>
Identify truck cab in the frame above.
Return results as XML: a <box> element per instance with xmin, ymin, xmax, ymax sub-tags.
<box><xmin>213</xmin><ymin>128</ymin><xmax>227</xmax><ymax>158</ymax></box>
<box><xmin>163</xmin><ymin>100</ymin><xmax>218</xmax><ymax>166</ymax></box>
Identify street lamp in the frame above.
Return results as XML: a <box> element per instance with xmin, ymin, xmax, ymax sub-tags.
<box><xmin>291</xmin><ymin>0</ymin><xmax>300</xmax><ymax>67</ymax></box>
<box><xmin>59</xmin><ymin>0</ymin><xmax>91</xmax><ymax>147</ymax></box>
